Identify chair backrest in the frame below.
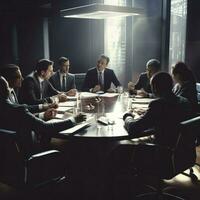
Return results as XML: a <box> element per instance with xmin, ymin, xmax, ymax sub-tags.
<box><xmin>172</xmin><ymin>116</ymin><xmax>200</xmax><ymax>174</ymax></box>
<box><xmin>0</xmin><ymin>128</ymin><xmax>65</xmax><ymax>189</ymax></box>
<box><xmin>196</xmin><ymin>83</ymin><xmax>200</xmax><ymax>101</ymax></box>
<box><xmin>75</xmin><ymin>73</ymin><xmax>86</xmax><ymax>91</ymax></box>
<box><xmin>133</xmin><ymin>116</ymin><xmax>199</xmax><ymax>179</ymax></box>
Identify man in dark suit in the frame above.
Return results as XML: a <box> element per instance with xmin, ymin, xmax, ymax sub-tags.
<box><xmin>0</xmin><ymin>64</ymin><xmax>58</xmax><ymax>120</ymax></box>
<box><xmin>82</xmin><ymin>54</ymin><xmax>121</xmax><ymax>93</ymax></box>
<box><xmin>0</xmin><ymin>76</ymin><xmax>86</xmax><ymax>154</ymax></box>
<box><xmin>49</xmin><ymin>57</ymin><xmax>76</xmax><ymax>96</ymax></box>
<box><xmin>124</xmin><ymin>72</ymin><xmax>194</xmax><ymax>146</ymax></box>
<box><xmin>19</xmin><ymin>59</ymin><xmax>67</xmax><ymax>105</ymax></box>
<box><xmin>128</xmin><ymin>59</ymin><xmax>161</xmax><ymax>97</ymax></box>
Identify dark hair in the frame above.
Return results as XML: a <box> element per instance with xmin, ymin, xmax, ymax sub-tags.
<box><xmin>36</xmin><ymin>59</ymin><xmax>53</xmax><ymax>75</ymax></box>
<box><xmin>172</xmin><ymin>62</ymin><xmax>196</xmax><ymax>83</ymax></box>
<box><xmin>99</xmin><ymin>54</ymin><xmax>110</xmax><ymax>64</ymax></box>
<box><xmin>0</xmin><ymin>76</ymin><xmax>9</xmax><ymax>99</ymax></box>
<box><xmin>0</xmin><ymin>64</ymin><xmax>20</xmax><ymax>82</ymax></box>
<box><xmin>146</xmin><ymin>59</ymin><xmax>161</xmax><ymax>71</ymax></box>
<box><xmin>58</xmin><ymin>57</ymin><xmax>69</xmax><ymax>66</ymax></box>
<box><xmin>151</xmin><ymin>72</ymin><xmax>173</xmax><ymax>96</ymax></box>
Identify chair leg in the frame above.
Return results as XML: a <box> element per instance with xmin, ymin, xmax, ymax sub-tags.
<box><xmin>163</xmin><ymin>192</ymin><xmax>185</xmax><ymax>200</ymax></box>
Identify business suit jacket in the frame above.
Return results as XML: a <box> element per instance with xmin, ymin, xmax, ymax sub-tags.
<box><xmin>124</xmin><ymin>93</ymin><xmax>194</xmax><ymax>147</ymax></box>
<box><xmin>49</xmin><ymin>71</ymin><xmax>76</xmax><ymax>92</ymax></box>
<box><xmin>19</xmin><ymin>72</ymin><xmax>59</xmax><ymax>105</ymax></box>
<box><xmin>0</xmin><ymin>99</ymin><xmax>74</xmax><ymax>155</ymax></box>
<box><xmin>134</xmin><ymin>72</ymin><xmax>152</xmax><ymax>93</ymax></box>
<box><xmin>173</xmin><ymin>81</ymin><xmax>198</xmax><ymax>113</ymax></box>
<box><xmin>9</xmin><ymin>90</ymin><xmax>44</xmax><ymax>114</ymax></box>
<box><xmin>82</xmin><ymin>67</ymin><xmax>121</xmax><ymax>92</ymax></box>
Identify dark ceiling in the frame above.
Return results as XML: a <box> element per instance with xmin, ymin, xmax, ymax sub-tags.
<box><xmin>0</xmin><ymin>0</ymin><xmax>53</xmax><ymax>16</ymax></box>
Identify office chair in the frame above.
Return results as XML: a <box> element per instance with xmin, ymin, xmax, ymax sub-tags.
<box><xmin>132</xmin><ymin>116</ymin><xmax>199</xmax><ymax>200</ymax></box>
<box><xmin>75</xmin><ymin>73</ymin><xmax>86</xmax><ymax>91</ymax></box>
<box><xmin>0</xmin><ymin>128</ymin><xmax>66</xmax><ymax>197</ymax></box>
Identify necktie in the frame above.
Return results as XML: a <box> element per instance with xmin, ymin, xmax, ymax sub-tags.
<box><xmin>99</xmin><ymin>72</ymin><xmax>103</xmax><ymax>89</ymax></box>
<box><xmin>62</xmin><ymin>75</ymin><xmax>66</xmax><ymax>91</ymax></box>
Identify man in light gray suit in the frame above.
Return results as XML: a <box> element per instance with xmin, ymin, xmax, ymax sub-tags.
<box><xmin>49</xmin><ymin>57</ymin><xmax>76</xmax><ymax>96</ymax></box>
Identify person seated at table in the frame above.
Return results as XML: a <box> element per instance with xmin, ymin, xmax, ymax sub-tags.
<box><xmin>172</xmin><ymin>61</ymin><xmax>198</xmax><ymax>113</ymax></box>
<box><xmin>0</xmin><ymin>76</ymin><xmax>86</xmax><ymax>154</ymax></box>
<box><xmin>49</xmin><ymin>57</ymin><xmax>76</xmax><ymax>96</ymax></box>
<box><xmin>124</xmin><ymin>72</ymin><xmax>194</xmax><ymax>146</ymax></box>
<box><xmin>19</xmin><ymin>59</ymin><xmax>67</xmax><ymax>105</ymax></box>
<box><xmin>0</xmin><ymin>64</ymin><xmax>58</xmax><ymax>120</ymax></box>
<box><xmin>128</xmin><ymin>59</ymin><xmax>161</xmax><ymax>98</ymax></box>
<box><xmin>103</xmin><ymin>72</ymin><xmax>194</xmax><ymax>199</ymax></box>
<box><xmin>82</xmin><ymin>54</ymin><xmax>121</xmax><ymax>93</ymax></box>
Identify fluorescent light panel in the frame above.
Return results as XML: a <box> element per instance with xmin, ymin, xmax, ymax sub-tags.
<box><xmin>60</xmin><ymin>3</ymin><xmax>143</xmax><ymax>19</ymax></box>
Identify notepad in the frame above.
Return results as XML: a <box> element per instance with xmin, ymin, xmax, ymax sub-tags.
<box><xmin>59</xmin><ymin>122</ymin><xmax>90</xmax><ymax>135</ymax></box>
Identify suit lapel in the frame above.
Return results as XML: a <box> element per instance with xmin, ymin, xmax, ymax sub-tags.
<box><xmin>33</xmin><ymin>72</ymin><xmax>41</xmax><ymax>98</ymax></box>
<box><xmin>56</xmin><ymin>72</ymin><xmax>62</xmax><ymax>91</ymax></box>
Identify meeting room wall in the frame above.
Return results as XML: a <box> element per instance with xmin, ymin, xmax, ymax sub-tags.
<box><xmin>0</xmin><ymin>5</ymin><xmax>49</xmax><ymax>76</ymax></box>
<box><xmin>49</xmin><ymin>0</ymin><xmax>104</xmax><ymax>73</ymax></box>
<box><xmin>128</xmin><ymin>0</ymin><xmax>165</xmax><ymax>83</ymax></box>
<box><xmin>185</xmin><ymin>0</ymin><xmax>200</xmax><ymax>82</ymax></box>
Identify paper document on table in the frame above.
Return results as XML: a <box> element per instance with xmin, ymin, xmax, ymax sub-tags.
<box><xmin>56</xmin><ymin>107</ymin><xmax>73</xmax><ymax>113</ymax></box>
<box><xmin>100</xmin><ymin>93</ymin><xmax>119</xmax><ymax>98</ymax></box>
<box><xmin>66</xmin><ymin>96</ymin><xmax>77</xmax><ymax>101</ymax></box>
<box><xmin>132</xmin><ymin>104</ymin><xmax>149</xmax><ymax>109</ymax></box>
<box><xmin>59</xmin><ymin>122</ymin><xmax>90</xmax><ymax>135</ymax></box>
<box><xmin>54</xmin><ymin>113</ymin><xmax>64</xmax><ymax>119</ymax></box>
<box><xmin>55</xmin><ymin>112</ymin><xmax>73</xmax><ymax>119</ymax></box>
<box><xmin>132</xmin><ymin>98</ymin><xmax>154</xmax><ymax>104</ymax></box>
<box><xmin>46</xmin><ymin>118</ymin><xmax>63</xmax><ymax>123</ymax></box>
<box><xmin>59</xmin><ymin>101</ymin><xmax>76</xmax><ymax>107</ymax></box>
<box><xmin>80</xmin><ymin>92</ymin><xmax>99</xmax><ymax>99</ymax></box>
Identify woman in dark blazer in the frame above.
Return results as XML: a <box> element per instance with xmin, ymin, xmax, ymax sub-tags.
<box><xmin>172</xmin><ymin>62</ymin><xmax>198</xmax><ymax>113</ymax></box>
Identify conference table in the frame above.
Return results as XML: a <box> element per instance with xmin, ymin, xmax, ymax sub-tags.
<box><xmin>52</xmin><ymin>92</ymin><xmax>153</xmax><ymax>141</ymax></box>
<box><xmin>49</xmin><ymin>92</ymin><xmax>154</xmax><ymax>199</ymax></box>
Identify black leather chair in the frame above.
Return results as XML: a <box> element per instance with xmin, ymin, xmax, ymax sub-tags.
<box><xmin>132</xmin><ymin>116</ymin><xmax>199</xmax><ymax>200</ymax></box>
<box><xmin>0</xmin><ymin>128</ymin><xmax>66</xmax><ymax>197</ymax></box>
<box><xmin>75</xmin><ymin>73</ymin><xmax>86</xmax><ymax>91</ymax></box>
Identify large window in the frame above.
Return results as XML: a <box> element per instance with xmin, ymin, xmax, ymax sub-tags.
<box><xmin>169</xmin><ymin>0</ymin><xmax>187</xmax><ymax>69</ymax></box>
<box><xmin>104</xmin><ymin>0</ymin><xmax>127</xmax><ymax>86</ymax></box>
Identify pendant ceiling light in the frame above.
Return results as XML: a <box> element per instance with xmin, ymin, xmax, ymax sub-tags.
<box><xmin>60</xmin><ymin>3</ymin><xmax>143</xmax><ymax>19</ymax></box>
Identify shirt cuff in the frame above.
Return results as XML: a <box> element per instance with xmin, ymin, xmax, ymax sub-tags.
<box><xmin>68</xmin><ymin>117</ymin><xmax>76</xmax><ymax>125</ymax></box>
<box><xmin>38</xmin><ymin>112</ymin><xmax>45</xmax><ymax>119</ymax></box>
<box><xmin>38</xmin><ymin>104</ymin><xmax>43</xmax><ymax>110</ymax></box>
<box><xmin>148</xmin><ymin>93</ymin><xmax>154</xmax><ymax>98</ymax></box>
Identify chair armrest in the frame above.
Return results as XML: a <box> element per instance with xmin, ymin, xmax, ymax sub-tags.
<box><xmin>28</xmin><ymin>150</ymin><xmax>60</xmax><ymax>160</ymax></box>
<box><xmin>25</xmin><ymin>150</ymin><xmax>66</xmax><ymax>187</ymax></box>
<box><xmin>0</xmin><ymin>129</ymin><xmax>17</xmax><ymax>139</ymax></box>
